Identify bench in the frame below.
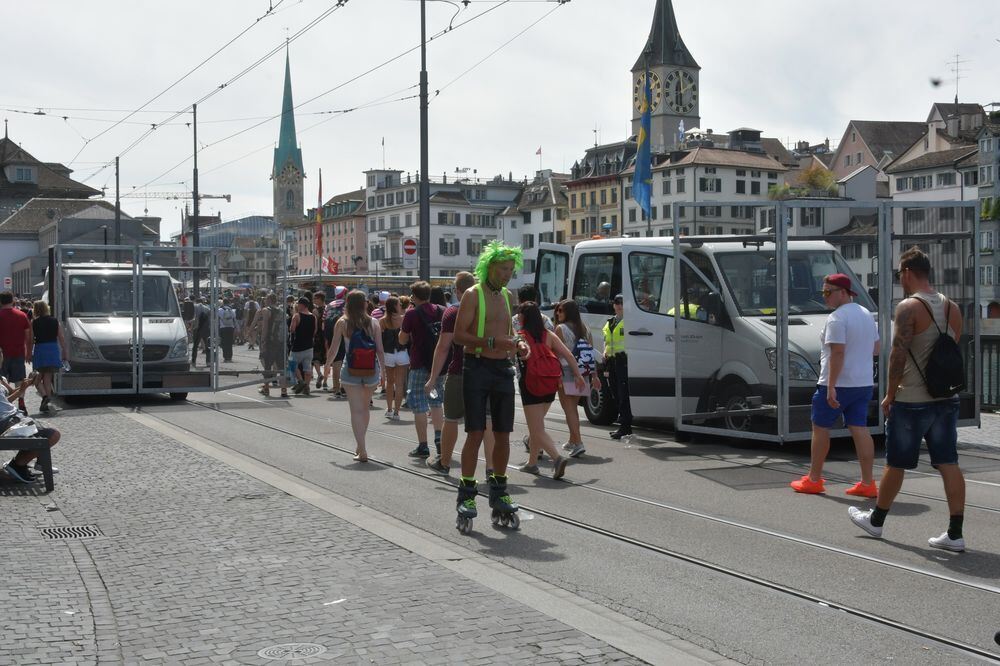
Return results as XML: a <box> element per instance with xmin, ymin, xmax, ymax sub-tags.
<box><xmin>0</xmin><ymin>437</ymin><xmax>54</xmax><ymax>492</ymax></box>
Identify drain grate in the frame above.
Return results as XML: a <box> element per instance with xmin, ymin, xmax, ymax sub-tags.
<box><xmin>39</xmin><ymin>525</ymin><xmax>104</xmax><ymax>540</ymax></box>
<box><xmin>257</xmin><ymin>644</ymin><xmax>328</xmax><ymax>661</ymax></box>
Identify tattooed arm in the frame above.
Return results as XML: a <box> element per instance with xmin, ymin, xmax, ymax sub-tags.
<box><xmin>882</xmin><ymin>299</ymin><xmax>917</xmax><ymax>417</ymax></box>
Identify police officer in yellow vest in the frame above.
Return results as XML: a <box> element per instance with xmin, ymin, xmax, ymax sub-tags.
<box><xmin>602</xmin><ymin>294</ymin><xmax>632</xmax><ymax>439</ymax></box>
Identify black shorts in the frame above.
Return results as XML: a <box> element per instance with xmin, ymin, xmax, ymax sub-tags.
<box><xmin>463</xmin><ymin>356</ymin><xmax>515</xmax><ymax>433</ymax></box>
<box><xmin>518</xmin><ymin>375</ymin><xmax>555</xmax><ymax>406</ymax></box>
<box><xmin>313</xmin><ymin>338</ymin><xmax>327</xmax><ymax>365</ymax></box>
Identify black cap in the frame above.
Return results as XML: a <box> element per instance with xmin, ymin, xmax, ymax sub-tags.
<box><xmin>613</xmin><ymin>294</ymin><xmax>623</xmax><ymax>303</ymax></box>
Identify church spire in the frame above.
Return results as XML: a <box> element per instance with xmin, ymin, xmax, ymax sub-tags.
<box><xmin>272</xmin><ymin>47</ymin><xmax>303</xmax><ymax>179</ymax></box>
<box><xmin>632</xmin><ymin>0</ymin><xmax>699</xmax><ymax>72</ymax></box>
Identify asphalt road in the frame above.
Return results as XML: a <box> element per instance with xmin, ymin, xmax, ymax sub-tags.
<box><xmin>110</xmin><ymin>355</ymin><xmax>1000</xmax><ymax>665</ymax></box>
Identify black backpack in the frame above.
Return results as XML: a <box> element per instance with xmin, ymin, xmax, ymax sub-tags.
<box><xmin>416</xmin><ymin>304</ymin><xmax>444</xmax><ymax>368</ymax></box>
<box><xmin>908</xmin><ymin>297</ymin><xmax>966</xmax><ymax>398</ymax></box>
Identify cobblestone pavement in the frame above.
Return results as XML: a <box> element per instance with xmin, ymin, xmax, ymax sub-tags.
<box><xmin>1</xmin><ymin>408</ymin><xmax>645</xmax><ymax>665</ymax></box>
<box><xmin>959</xmin><ymin>411</ymin><xmax>1000</xmax><ymax>450</ymax></box>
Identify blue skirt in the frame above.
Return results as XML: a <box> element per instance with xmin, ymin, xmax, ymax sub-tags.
<box><xmin>33</xmin><ymin>341</ymin><xmax>62</xmax><ymax>370</ymax></box>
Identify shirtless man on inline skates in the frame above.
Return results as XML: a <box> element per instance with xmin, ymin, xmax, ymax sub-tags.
<box><xmin>452</xmin><ymin>241</ymin><xmax>529</xmax><ymax>533</ymax></box>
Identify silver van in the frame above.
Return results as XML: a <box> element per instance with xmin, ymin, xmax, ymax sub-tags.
<box><xmin>49</xmin><ymin>264</ymin><xmax>191</xmax><ymax>398</ymax></box>
<box><xmin>535</xmin><ymin>238</ymin><xmax>875</xmax><ymax>435</ymax></box>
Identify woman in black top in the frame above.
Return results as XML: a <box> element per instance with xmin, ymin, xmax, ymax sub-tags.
<box><xmin>288</xmin><ymin>297</ymin><xmax>317</xmax><ymax>395</ymax></box>
<box><xmin>31</xmin><ymin>301</ymin><xmax>67</xmax><ymax>413</ymax></box>
<box><xmin>379</xmin><ymin>297</ymin><xmax>408</xmax><ymax>419</ymax></box>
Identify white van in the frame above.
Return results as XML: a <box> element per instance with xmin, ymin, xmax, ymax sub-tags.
<box><xmin>534</xmin><ymin>238</ymin><xmax>875</xmax><ymax>435</ymax></box>
<box><xmin>48</xmin><ymin>264</ymin><xmax>191</xmax><ymax>399</ymax></box>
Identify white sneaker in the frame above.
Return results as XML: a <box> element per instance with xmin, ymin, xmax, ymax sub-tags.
<box><xmin>568</xmin><ymin>443</ymin><xmax>586</xmax><ymax>458</ymax></box>
<box><xmin>385</xmin><ymin>409</ymin><xmax>393</xmax><ymax>419</ymax></box>
<box><xmin>848</xmin><ymin>506</ymin><xmax>883</xmax><ymax>538</ymax></box>
<box><xmin>928</xmin><ymin>532</ymin><xmax>965</xmax><ymax>552</ymax></box>
<box><xmin>392</xmin><ymin>411</ymin><xmax>400</xmax><ymax>421</ymax></box>
<box><xmin>561</xmin><ymin>441</ymin><xmax>573</xmax><ymax>451</ymax></box>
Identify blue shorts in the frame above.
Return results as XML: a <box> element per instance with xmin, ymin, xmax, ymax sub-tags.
<box><xmin>406</xmin><ymin>367</ymin><xmax>444</xmax><ymax>414</ymax></box>
<box><xmin>1</xmin><ymin>356</ymin><xmax>27</xmax><ymax>382</ymax></box>
<box><xmin>885</xmin><ymin>398</ymin><xmax>959</xmax><ymax>469</ymax></box>
<box><xmin>811</xmin><ymin>385</ymin><xmax>873</xmax><ymax>428</ymax></box>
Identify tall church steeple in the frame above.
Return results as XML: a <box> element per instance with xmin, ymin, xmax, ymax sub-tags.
<box><xmin>630</xmin><ymin>0</ymin><xmax>701</xmax><ymax>152</ymax></box>
<box><xmin>272</xmin><ymin>48</ymin><xmax>305</xmax><ymax>228</ymax></box>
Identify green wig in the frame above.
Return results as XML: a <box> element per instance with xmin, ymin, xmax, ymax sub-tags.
<box><xmin>474</xmin><ymin>240</ymin><xmax>524</xmax><ymax>285</ymax></box>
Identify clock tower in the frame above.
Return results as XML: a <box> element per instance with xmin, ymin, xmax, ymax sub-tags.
<box><xmin>631</xmin><ymin>0</ymin><xmax>700</xmax><ymax>152</ymax></box>
<box><xmin>272</xmin><ymin>49</ymin><xmax>305</xmax><ymax>228</ymax></box>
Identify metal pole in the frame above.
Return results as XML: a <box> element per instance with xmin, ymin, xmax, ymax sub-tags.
<box><xmin>192</xmin><ymin>103</ymin><xmax>201</xmax><ymax>300</ymax></box>
<box><xmin>114</xmin><ymin>156</ymin><xmax>121</xmax><ymax>247</ymax></box>
<box><xmin>418</xmin><ymin>0</ymin><xmax>431</xmax><ymax>281</ymax></box>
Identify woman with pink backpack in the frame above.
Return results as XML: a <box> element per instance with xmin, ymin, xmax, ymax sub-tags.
<box><xmin>514</xmin><ymin>301</ymin><xmax>586</xmax><ymax>479</ymax></box>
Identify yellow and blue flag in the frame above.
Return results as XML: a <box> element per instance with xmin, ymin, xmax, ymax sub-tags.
<box><xmin>633</xmin><ymin>68</ymin><xmax>653</xmax><ymax>220</ymax></box>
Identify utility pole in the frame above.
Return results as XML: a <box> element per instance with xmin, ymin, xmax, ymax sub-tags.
<box><xmin>114</xmin><ymin>156</ymin><xmax>121</xmax><ymax>249</ymax></box>
<box><xmin>418</xmin><ymin>0</ymin><xmax>431</xmax><ymax>281</ymax></box>
<box><xmin>192</xmin><ymin>103</ymin><xmax>201</xmax><ymax>299</ymax></box>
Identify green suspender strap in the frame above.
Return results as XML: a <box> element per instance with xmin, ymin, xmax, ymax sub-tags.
<box><xmin>473</xmin><ymin>284</ymin><xmax>512</xmax><ymax>355</ymax></box>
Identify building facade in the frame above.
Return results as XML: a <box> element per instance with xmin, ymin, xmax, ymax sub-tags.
<box><xmin>362</xmin><ymin>169</ymin><xmax>522</xmax><ymax>278</ymax></box>
<box><xmin>513</xmin><ymin>170</ymin><xmax>569</xmax><ymax>283</ymax></box>
<box><xmin>565</xmin><ymin>141</ymin><xmax>635</xmax><ymax>246</ymax></box>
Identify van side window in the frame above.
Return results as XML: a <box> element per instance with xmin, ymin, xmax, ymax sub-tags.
<box><xmin>572</xmin><ymin>252</ymin><xmax>621</xmax><ymax>316</ymax></box>
<box><xmin>679</xmin><ymin>259</ymin><xmax>724</xmax><ymax>326</ymax></box>
<box><xmin>627</xmin><ymin>253</ymin><xmax>675</xmax><ymax>316</ymax></box>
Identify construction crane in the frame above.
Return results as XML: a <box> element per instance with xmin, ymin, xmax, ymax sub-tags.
<box><xmin>112</xmin><ymin>190</ymin><xmax>231</xmax><ymax>215</ymax></box>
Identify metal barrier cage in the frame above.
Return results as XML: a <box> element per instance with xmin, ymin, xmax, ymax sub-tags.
<box><xmin>661</xmin><ymin>199</ymin><xmax>980</xmax><ymax>443</ymax></box>
<box><xmin>50</xmin><ymin>244</ymin><xmax>287</xmax><ymax>398</ymax></box>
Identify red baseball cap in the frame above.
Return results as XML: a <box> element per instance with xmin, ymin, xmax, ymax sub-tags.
<box><xmin>824</xmin><ymin>273</ymin><xmax>856</xmax><ymax>296</ymax></box>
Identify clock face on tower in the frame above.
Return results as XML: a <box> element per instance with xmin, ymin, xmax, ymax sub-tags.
<box><xmin>633</xmin><ymin>71</ymin><xmax>662</xmax><ymax>113</ymax></box>
<box><xmin>664</xmin><ymin>69</ymin><xmax>697</xmax><ymax>114</ymax></box>
<box><xmin>276</xmin><ymin>163</ymin><xmax>301</xmax><ymax>187</ymax></box>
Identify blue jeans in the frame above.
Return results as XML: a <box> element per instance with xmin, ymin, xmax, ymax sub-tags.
<box><xmin>885</xmin><ymin>398</ymin><xmax>959</xmax><ymax>469</ymax></box>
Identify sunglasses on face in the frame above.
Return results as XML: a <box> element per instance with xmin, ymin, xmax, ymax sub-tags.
<box><xmin>821</xmin><ymin>287</ymin><xmax>841</xmax><ymax>296</ymax></box>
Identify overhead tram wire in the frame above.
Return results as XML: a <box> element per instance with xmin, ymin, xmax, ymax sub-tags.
<box><xmin>134</xmin><ymin>84</ymin><xmax>421</xmax><ymax>190</ymax></box>
<box><xmin>431</xmin><ymin>0</ymin><xmax>566</xmax><ymax>101</ymax></box>
<box><xmin>133</xmin><ymin>1</ymin><xmax>514</xmax><ymax>189</ymax></box>
<box><xmin>78</xmin><ymin>0</ymin><xmax>349</xmax><ymax>185</ymax></box>
<box><xmin>71</xmin><ymin>0</ymin><xmax>290</xmax><ymax>161</ymax></box>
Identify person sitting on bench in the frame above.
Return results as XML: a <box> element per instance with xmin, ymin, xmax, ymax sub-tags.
<box><xmin>0</xmin><ymin>368</ymin><xmax>60</xmax><ymax>484</ymax></box>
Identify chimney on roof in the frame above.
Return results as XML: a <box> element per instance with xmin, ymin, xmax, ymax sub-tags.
<box><xmin>824</xmin><ymin>138</ymin><xmax>830</xmax><ymax>150</ymax></box>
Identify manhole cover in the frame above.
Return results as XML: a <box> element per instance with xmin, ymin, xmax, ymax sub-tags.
<box><xmin>39</xmin><ymin>525</ymin><xmax>104</xmax><ymax>540</ymax></box>
<box><xmin>257</xmin><ymin>643</ymin><xmax>328</xmax><ymax>660</ymax></box>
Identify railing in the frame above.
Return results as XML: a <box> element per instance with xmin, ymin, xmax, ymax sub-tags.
<box><xmin>981</xmin><ymin>334</ymin><xmax>1000</xmax><ymax>408</ymax></box>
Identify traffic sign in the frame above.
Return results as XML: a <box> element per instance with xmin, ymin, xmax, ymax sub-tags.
<box><xmin>402</xmin><ymin>237</ymin><xmax>417</xmax><ymax>269</ymax></box>
<box><xmin>2</xmin><ymin>277</ymin><xmax>10</xmax><ymax>289</ymax></box>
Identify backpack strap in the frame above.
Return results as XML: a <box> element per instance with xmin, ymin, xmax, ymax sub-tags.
<box><xmin>473</xmin><ymin>285</ymin><xmax>512</xmax><ymax>355</ymax></box>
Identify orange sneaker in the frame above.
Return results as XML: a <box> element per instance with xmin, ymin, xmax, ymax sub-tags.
<box><xmin>845</xmin><ymin>481</ymin><xmax>878</xmax><ymax>498</ymax></box>
<box><xmin>790</xmin><ymin>475</ymin><xmax>825</xmax><ymax>494</ymax></box>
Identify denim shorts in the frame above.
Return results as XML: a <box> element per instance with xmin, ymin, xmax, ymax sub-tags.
<box><xmin>340</xmin><ymin>362</ymin><xmax>381</xmax><ymax>387</ymax></box>
<box><xmin>811</xmin><ymin>385</ymin><xmax>873</xmax><ymax>428</ymax></box>
<box><xmin>407</xmin><ymin>367</ymin><xmax>444</xmax><ymax>414</ymax></box>
<box><xmin>885</xmin><ymin>398</ymin><xmax>959</xmax><ymax>469</ymax></box>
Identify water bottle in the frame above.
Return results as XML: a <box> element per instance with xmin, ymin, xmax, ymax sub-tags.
<box><xmin>429</xmin><ymin>388</ymin><xmax>439</xmax><ymax>400</ymax></box>
<box><xmin>61</xmin><ymin>361</ymin><xmax>71</xmax><ymax>372</ymax></box>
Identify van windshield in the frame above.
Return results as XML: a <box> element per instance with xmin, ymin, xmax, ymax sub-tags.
<box><xmin>68</xmin><ymin>274</ymin><xmax>180</xmax><ymax>317</ymax></box>
<box><xmin>715</xmin><ymin>250</ymin><xmax>876</xmax><ymax>316</ymax></box>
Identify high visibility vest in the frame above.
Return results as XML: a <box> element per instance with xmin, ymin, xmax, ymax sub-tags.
<box><xmin>603</xmin><ymin>317</ymin><xmax>626</xmax><ymax>357</ymax></box>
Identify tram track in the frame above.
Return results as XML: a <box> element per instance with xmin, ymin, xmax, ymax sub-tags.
<box><xmin>141</xmin><ymin>396</ymin><xmax>1000</xmax><ymax>662</ymax></box>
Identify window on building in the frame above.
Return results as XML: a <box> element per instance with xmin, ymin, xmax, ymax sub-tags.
<box><xmin>964</xmin><ymin>170</ymin><xmax>979</xmax><ymax>186</ymax></box>
<box><xmin>982</xmin><ymin>265</ymin><xmax>994</xmax><ymax>286</ymax></box>
<box><xmin>405</xmin><ymin>213</ymin><xmax>413</xmax><ymax>227</ymax></box>
<box><xmin>699</xmin><ymin>177</ymin><xmax>722</xmax><ymax>193</ymax></box>
<box><xmin>676</xmin><ymin>179</ymin><xmax>686</xmax><ymax>193</ymax></box>
<box><xmin>651</xmin><ymin>206</ymin><xmax>658</xmax><ymax>220</ymax></box>
<box><xmin>843</xmin><ymin>244</ymin><xmax>861</xmax><ymax>259</ymax></box>
<box><xmin>662</xmin><ymin>179</ymin><xmax>672</xmax><ymax>195</ymax></box>
<box><xmin>611</xmin><ymin>214</ymin><xmax>618</xmax><ymax>229</ymax></box>
<box><xmin>982</xmin><ymin>231</ymin><xmax>995</xmax><ymax>250</ymax></box>
<box><xmin>937</xmin><ymin>172</ymin><xmax>956</xmax><ymax>187</ymax></box>
<box><xmin>855</xmin><ymin>152</ymin><xmax>862</xmax><ymax>165</ymax></box>
<box><xmin>803</xmin><ymin>207</ymin><xmax>822</xmax><ymax>227</ymax></box>
<box><xmin>981</xmin><ymin>166</ymin><xmax>995</xmax><ymax>184</ymax></box>
<box><xmin>751</xmin><ymin>181</ymin><xmax>761</xmax><ymax>195</ymax></box>
<box><xmin>600</xmin><ymin>189</ymin><xmax>607</xmax><ymax>205</ymax></box>
<box><xmin>628</xmin><ymin>209</ymin><xmax>637</xmax><ymax>223</ymax></box>
<box><xmin>522</xmin><ymin>234</ymin><xmax>535</xmax><ymax>249</ymax></box>
<box><xmin>376</xmin><ymin>194</ymin><xmax>384</xmax><ymax>207</ymax></box>
<box><xmin>624</xmin><ymin>185</ymin><xmax>632</xmax><ymax>199</ymax></box>
<box><xmin>982</xmin><ymin>138</ymin><xmax>994</xmax><ymax>153</ymax></box>
<box><xmin>543</xmin><ymin>208</ymin><xmax>552</xmax><ymax>222</ymax></box>
<box><xmin>751</xmin><ymin>170</ymin><xmax>761</xmax><ymax>178</ymax></box>
<box><xmin>896</xmin><ymin>176</ymin><xmax>910</xmax><ymax>191</ymax></box>
<box><xmin>589</xmin><ymin>191</ymin><xmax>596</xmax><ymax>206</ymax></box>
<box><xmin>570</xmin><ymin>193</ymin><xmax>577</xmax><ymax>208</ymax></box>
<box><xmin>571</xmin><ymin>220</ymin><xmax>577</xmax><ymax>235</ymax></box>
<box><xmin>736</xmin><ymin>180</ymin><xmax>746</xmax><ymax>194</ymax></box>
<box><xmin>611</xmin><ymin>188</ymin><xmax>618</xmax><ymax>204</ymax></box>
<box><xmin>285</xmin><ymin>190</ymin><xmax>294</xmax><ymax>210</ymax></box>
<box><xmin>439</xmin><ymin>237</ymin><xmax>459</xmax><ymax>256</ymax></box>
<box><xmin>845</xmin><ymin>155</ymin><xmax>852</xmax><ymax>168</ymax></box>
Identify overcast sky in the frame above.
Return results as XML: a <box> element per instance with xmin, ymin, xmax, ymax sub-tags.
<box><xmin>5</xmin><ymin>0</ymin><xmax>999</xmax><ymax>239</ymax></box>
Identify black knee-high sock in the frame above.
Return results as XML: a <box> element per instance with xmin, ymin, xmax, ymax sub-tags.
<box><xmin>871</xmin><ymin>506</ymin><xmax>889</xmax><ymax>527</ymax></box>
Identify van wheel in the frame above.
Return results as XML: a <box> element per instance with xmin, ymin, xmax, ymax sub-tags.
<box><xmin>719</xmin><ymin>382</ymin><xmax>753</xmax><ymax>432</ymax></box>
<box><xmin>169</xmin><ymin>392</ymin><xmax>188</xmax><ymax>401</ymax></box>
<box><xmin>584</xmin><ymin>382</ymin><xmax>617</xmax><ymax>425</ymax></box>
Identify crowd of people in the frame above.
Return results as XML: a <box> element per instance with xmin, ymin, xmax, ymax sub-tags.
<box><xmin>0</xmin><ymin>243</ymin><xmax>972</xmax><ymax>551</ymax></box>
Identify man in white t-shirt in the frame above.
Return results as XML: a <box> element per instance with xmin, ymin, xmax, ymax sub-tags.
<box><xmin>792</xmin><ymin>273</ymin><xmax>881</xmax><ymax>497</ymax></box>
